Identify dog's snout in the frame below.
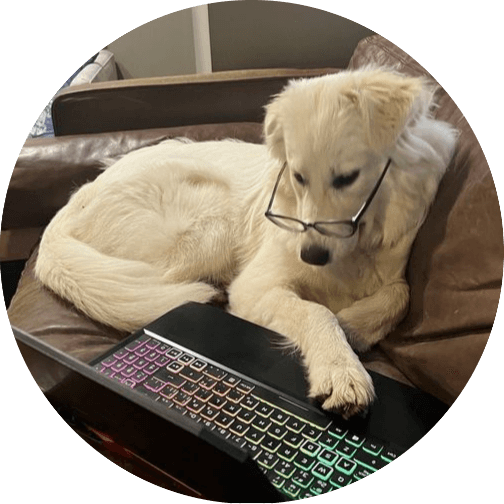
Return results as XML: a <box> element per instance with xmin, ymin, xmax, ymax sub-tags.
<box><xmin>300</xmin><ymin>245</ymin><xmax>331</xmax><ymax>266</ymax></box>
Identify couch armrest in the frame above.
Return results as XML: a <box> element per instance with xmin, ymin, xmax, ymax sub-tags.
<box><xmin>53</xmin><ymin>68</ymin><xmax>340</xmax><ymax>136</ymax></box>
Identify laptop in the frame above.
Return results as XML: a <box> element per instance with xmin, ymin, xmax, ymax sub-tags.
<box><xmin>13</xmin><ymin>302</ymin><xmax>448</xmax><ymax>502</ymax></box>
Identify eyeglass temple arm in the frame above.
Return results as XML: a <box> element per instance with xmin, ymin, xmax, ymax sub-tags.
<box><xmin>265</xmin><ymin>162</ymin><xmax>288</xmax><ymax>214</ymax></box>
<box><xmin>352</xmin><ymin>158</ymin><xmax>392</xmax><ymax>223</ymax></box>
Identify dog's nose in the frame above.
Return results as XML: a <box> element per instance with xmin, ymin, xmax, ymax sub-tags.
<box><xmin>300</xmin><ymin>245</ymin><xmax>330</xmax><ymax>266</ymax></box>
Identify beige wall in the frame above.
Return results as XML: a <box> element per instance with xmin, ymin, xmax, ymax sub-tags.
<box><xmin>208</xmin><ymin>2</ymin><xmax>374</xmax><ymax>71</ymax></box>
<box><xmin>107</xmin><ymin>9</ymin><xmax>197</xmax><ymax>78</ymax></box>
<box><xmin>106</xmin><ymin>2</ymin><xmax>374</xmax><ymax>79</ymax></box>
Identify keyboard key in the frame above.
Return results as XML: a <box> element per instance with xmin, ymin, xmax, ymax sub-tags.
<box><xmin>237</xmin><ymin>409</ymin><xmax>256</xmax><ymax>424</ymax></box>
<box><xmin>215</xmin><ymin>412</ymin><xmax>234</xmax><ymax>429</ymax></box>
<box><xmin>310</xmin><ymin>479</ymin><xmax>331</xmax><ymax>495</ymax></box>
<box><xmin>121</xmin><ymin>365</ymin><xmax>137</xmax><ymax>378</ymax></box>
<box><xmin>200</xmin><ymin>376</ymin><xmax>217</xmax><ymax>390</ymax></box>
<box><xmin>143</xmin><ymin>377</ymin><xmax>166</xmax><ymax>393</ymax></box>
<box><xmin>201</xmin><ymin>406</ymin><xmax>219</xmax><ymax>421</ymax></box>
<box><xmin>204</xmin><ymin>365</ymin><xmax>228</xmax><ymax>381</ymax></box>
<box><xmin>312</xmin><ymin>462</ymin><xmax>334</xmax><ymax>482</ymax></box>
<box><xmin>362</xmin><ymin>439</ymin><xmax>384</xmax><ymax>456</ymax></box>
<box><xmin>157</xmin><ymin>370</ymin><xmax>186</xmax><ymax>388</ymax></box>
<box><xmin>282</xmin><ymin>482</ymin><xmax>300</xmax><ymax>499</ymax></box>
<box><xmin>241</xmin><ymin>395</ymin><xmax>260</xmax><ymax>410</ymax></box>
<box><xmin>181</xmin><ymin>381</ymin><xmax>199</xmax><ymax>395</ymax></box>
<box><xmin>236</xmin><ymin>380</ymin><xmax>255</xmax><ymax>394</ymax></box>
<box><xmin>292</xmin><ymin>469</ymin><xmax>314</xmax><ymax>489</ymax></box>
<box><xmin>213</xmin><ymin>382</ymin><xmax>231</xmax><ymax>396</ymax></box>
<box><xmin>346</xmin><ymin>433</ymin><xmax>365</xmax><ymax>448</ymax></box>
<box><xmin>319</xmin><ymin>433</ymin><xmax>339</xmax><ymax>450</ymax></box>
<box><xmin>284</xmin><ymin>433</ymin><xmax>304</xmax><ymax>449</ymax></box>
<box><xmin>269</xmin><ymin>425</ymin><xmax>287</xmax><ymax>440</ymax></box>
<box><xmin>133</xmin><ymin>358</ymin><xmax>148</xmax><ymax>369</ymax></box>
<box><xmin>300</xmin><ymin>440</ymin><xmax>321</xmax><ymax>457</ymax></box>
<box><xmin>194</xmin><ymin>388</ymin><xmax>213</xmax><ymax>402</ymax></box>
<box><xmin>275</xmin><ymin>460</ymin><xmax>296</xmax><ymax>478</ymax></box>
<box><xmin>261</xmin><ymin>435</ymin><xmax>282</xmax><ymax>453</ymax></box>
<box><xmin>178</xmin><ymin>353</ymin><xmax>195</xmax><ymax>365</ymax></box>
<box><xmin>145</xmin><ymin>350</ymin><xmax>160</xmax><ymax>362</ymax></box>
<box><xmin>145</xmin><ymin>339</ymin><xmax>160</xmax><ymax>350</ymax></box>
<box><xmin>166</xmin><ymin>348</ymin><xmax>183</xmax><ymax>359</ymax></box>
<box><xmin>190</xmin><ymin>359</ymin><xmax>207</xmax><ymax>371</ymax></box>
<box><xmin>229</xmin><ymin>420</ymin><xmax>249</xmax><ymax>437</ymax></box>
<box><xmin>131</xmin><ymin>370</ymin><xmax>148</xmax><ymax>383</ymax></box>
<box><xmin>159</xmin><ymin>385</ymin><xmax>178</xmax><ymax>400</ymax></box>
<box><xmin>330</xmin><ymin>472</ymin><xmax>352</xmax><ymax>488</ymax></box>
<box><xmin>286</xmin><ymin>417</ymin><xmax>305</xmax><ymax>433</ymax></box>
<box><xmin>294</xmin><ymin>453</ymin><xmax>316</xmax><ymax>471</ymax></box>
<box><xmin>318</xmin><ymin>449</ymin><xmax>338</xmax><ymax>467</ymax></box>
<box><xmin>124</xmin><ymin>335</ymin><xmax>148</xmax><ymax>351</ymax></box>
<box><xmin>173</xmin><ymin>391</ymin><xmax>191</xmax><ymax>407</ymax></box>
<box><xmin>353</xmin><ymin>467</ymin><xmax>373</xmax><ymax>480</ymax></box>
<box><xmin>154</xmin><ymin>355</ymin><xmax>170</xmax><ymax>366</ymax></box>
<box><xmin>166</xmin><ymin>361</ymin><xmax>184</xmax><ymax>373</ymax></box>
<box><xmin>123</xmin><ymin>353</ymin><xmax>139</xmax><ymax>365</ymax></box>
<box><xmin>270</xmin><ymin>409</ymin><xmax>290</xmax><ymax>426</ymax></box>
<box><xmin>277</xmin><ymin>444</ymin><xmax>297</xmax><ymax>462</ymax></box>
<box><xmin>256</xmin><ymin>451</ymin><xmax>278</xmax><ymax>470</ymax></box>
<box><xmin>252</xmin><ymin>416</ymin><xmax>271</xmax><ymax>432</ymax></box>
<box><xmin>328</xmin><ymin>425</ymin><xmax>347</xmax><ymax>439</ymax></box>
<box><xmin>179</xmin><ymin>367</ymin><xmax>204</xmax><ymax>383</ymax></box>
<box><xmin>336</xmin><ymin>441</ymin><xmax>357</xmax><ymax>458</ymax></box>
<box><xmin>256</xmin><ymin>403</ymin><xmax>274</xmax><ymax>418</ymax></box>
<box><xmin>143</xmin><ymin>362</ymin><xmax>159</xmax><ymax>375</ymax></box>
<box><xmin>245</xmin><ymin>428</ymin><xmax>265</xmax><ymax>445</ymax></box>
<box><xmin>135</xmin><ymin>346</ymin><xmax>150</xmax><ymax>357</ymax></box>
<box><xmin>186</xmin><ymin>398</ymin><xmax>205</xmax><ymax>414</ymax></box>
<box><xmin>335</xmin><ymin>457</ymin><xmax>357</xmax><ymax>475</ymax></box>
<box><xmin>227</xmin><ymin>389</ymin><xmax>245</xmax><ymax>403</ymax></box>
<box><xmin>111</xmin><ymin>361</ymin><xmax>127</xmax><ymax>372</ymax></box>
<box><xmin>381</xmin><ymin>445</ymin><xmax>404</xmax><ymax>462</ymax></box>
<box><xmin>113</xmin><ymin>348</ymin><xmax>129</xmax><ymax>359</ymax></box>
<box><xmin>208</xmin><ymin>395</ymin><xmax>227</xmax><ymax>409</ymax></box>
<box><xmin>222</xmin><ymin>402</ymin><xmax>241</xmax><ymax>417</ymax></box>
<box><xmin>302</xmin><ymin>425</ymin><xmax>323</xmax><ymax>442</ymax></box>
<box><xmin>354</xmin><ymin>449</ymin><xmax>386</xmax><ymax>471</ymax></box>
<box><xmin>222</xmin><ymin>374</ymin><xmax>241</xmax><ymax>387</ymax></box>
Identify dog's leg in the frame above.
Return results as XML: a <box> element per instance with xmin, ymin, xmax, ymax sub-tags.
<box><xmin>229</xmin><ymin>275</ymin><xmax>375</xmax><ymax>418</ymax></box>
<box><xmin>337</xmin><ymin>280</ymin><xmax>410</xmax><ymax>353</ymax></box>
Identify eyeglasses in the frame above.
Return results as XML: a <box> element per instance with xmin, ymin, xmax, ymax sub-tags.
<box><xmin>265</xmin><ymin>158</ymin><xmax>392</xmax><ymax>238</ymax></box>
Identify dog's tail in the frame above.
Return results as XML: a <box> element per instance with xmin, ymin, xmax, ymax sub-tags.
<box><xmin>35</xmin><ymin>223</ymin><xmax>217</xmax><ymax>333</ymax></box>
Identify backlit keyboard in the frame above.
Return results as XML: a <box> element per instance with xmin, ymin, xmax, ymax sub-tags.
<box><xmin>93</xmin><ymin>331</ymin><xmax>403</xmax><ymax>499</ymax></box>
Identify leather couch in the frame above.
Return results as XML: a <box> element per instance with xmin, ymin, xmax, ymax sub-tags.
<box><xmin>2</xmin><ymin>35</ymin><xmax>502</xmax><ymax>490</ymax></box>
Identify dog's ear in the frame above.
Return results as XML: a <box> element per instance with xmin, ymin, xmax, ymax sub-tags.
<box><xmin>349</xmin><ymin>73</ymin><xmax>430</xmax><ymax>150</ymax></box>
<box><xmin>264</xmin><ymin>98</ymin><xmax>287</xmax><ymax>162</ymax></box>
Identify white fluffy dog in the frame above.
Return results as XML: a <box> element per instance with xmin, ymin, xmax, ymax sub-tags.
<box><xmin>35</xmin><ymin>69</ymin><xmax>457</xmax><ymax>417</ymax></box>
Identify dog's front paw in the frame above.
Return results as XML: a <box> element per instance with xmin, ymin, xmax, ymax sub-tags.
<box><xmin>308</xmin><ymin>357</ymin><xmax>375</xmax><ymax>419</ymax></box>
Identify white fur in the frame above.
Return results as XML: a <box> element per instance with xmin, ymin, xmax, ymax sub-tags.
<box><xmin>35</xmin><ymin>69</ymin><xmax>457</xmax><ymax>417</ymax></box>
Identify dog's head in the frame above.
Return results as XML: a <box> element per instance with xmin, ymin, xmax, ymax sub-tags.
<box><xmin>264</xmin><ymin>68</ymin><xmax>436</xmax><ymax>266</ymax></box>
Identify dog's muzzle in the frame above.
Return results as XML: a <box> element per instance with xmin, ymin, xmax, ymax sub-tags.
<box><xmin>300</xmin><ymin>245</ymin><xmax>331</xmax><ymax>266</ymax></box>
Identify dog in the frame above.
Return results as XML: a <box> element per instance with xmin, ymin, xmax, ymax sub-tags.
<box><xmin>35</xmin><ymin>68</ymin><xmax>457</xmax><ymax>418</ymax></box>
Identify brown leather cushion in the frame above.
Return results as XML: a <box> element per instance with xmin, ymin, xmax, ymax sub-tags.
<box><xmin>349</xmin><ymin>35</ymin><xmax>503</xmax><ymax>404</ymax></box>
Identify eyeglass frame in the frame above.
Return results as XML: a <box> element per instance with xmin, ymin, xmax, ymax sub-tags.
<box><xmin>265</xmin><ymin>157</ymin><xmax>392</xmax><ymax>238</ymax></box>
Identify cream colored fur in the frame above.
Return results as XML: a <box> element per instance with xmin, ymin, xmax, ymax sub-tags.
<box><xmin>35</xmin><ymin>69</ymin><xmax>457</xmax><ymax>417</ymax></box>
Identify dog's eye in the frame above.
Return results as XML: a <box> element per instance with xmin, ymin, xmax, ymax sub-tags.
<box><xmin>332</xmin><ymin>170</ymin><xmax>360</xmax><ymax>189</ymax></box>
<box><xmin>293</xmin><ymin>172</ymin><xmax>306</xmax><ymax>186</ymax></box>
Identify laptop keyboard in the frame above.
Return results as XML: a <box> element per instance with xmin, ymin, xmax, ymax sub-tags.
<box><xmin>93</xmin><ymin>331</ymin><xmax>403</xmax><ymax>499</ymax></box>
